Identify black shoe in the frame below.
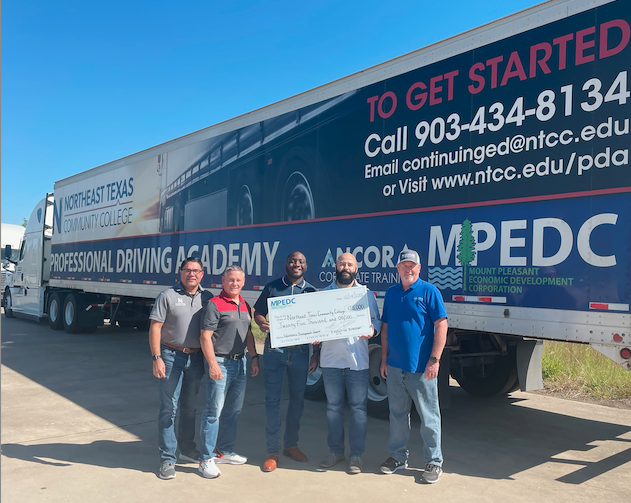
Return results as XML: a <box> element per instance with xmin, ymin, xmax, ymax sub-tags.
<box><xmin>379</xmin><ymin>456</ymin><xmax>407</xmax><ymax>474</ymax></box>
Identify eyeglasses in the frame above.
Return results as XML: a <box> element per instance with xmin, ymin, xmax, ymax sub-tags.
<box><xmin>181</xmin><ymin>268</ymin><xmax>203</xmax><ymax>275</ymax></box>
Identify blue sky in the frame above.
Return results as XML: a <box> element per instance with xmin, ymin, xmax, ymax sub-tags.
<box><xmin>2</xmin><ymin>0</ymin><xmax>543</xmax><ymax>225</ymax></box>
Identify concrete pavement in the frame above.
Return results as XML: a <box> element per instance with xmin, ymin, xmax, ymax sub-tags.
<box><xmin>1</xmin><ymin>314</ymin><xmax>630</xmax><ymax>503</ymax></box>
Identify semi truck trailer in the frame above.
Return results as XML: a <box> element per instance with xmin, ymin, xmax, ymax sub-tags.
<box><xmin>5</xmin><ymin>0</ymin><xmax>630</xmax><ymax>416</ymax></box>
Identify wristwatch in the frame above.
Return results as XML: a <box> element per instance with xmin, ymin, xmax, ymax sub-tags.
<box><xmin>152</xmin><ymin>355</ymin><xmax>162</xmax><ymax>361</ymax></box>
<box><xmin>429</xmin><ymin>356</ymin><xmax>439</xmax><ymax>364</ymax></box>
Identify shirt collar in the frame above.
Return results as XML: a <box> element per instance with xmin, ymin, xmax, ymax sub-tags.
<box><xmin>399</xmin><ymin>277</ymin><xmax>421</xmax><ymax>292</ymax></box>
<box><xmin>330</xmin><ymin>279</ymin><xmax>361</xmax><ymax>290</ymax></box>
<box><xmin>219</xmin><ymin>289</ymin><xmax>243</xmax><ymax>305</ymax></box>
<box><xmin>174</xmin><ymin>284</ymin><xmax>204</xmax><ymax>296</ymax></box>
<box><xmin>282</xmin><ymin>276</ymin><xmax>306</xmax><ymax>288</ymax></box>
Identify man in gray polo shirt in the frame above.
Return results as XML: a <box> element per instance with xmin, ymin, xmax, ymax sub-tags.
<box><xmin>197</xmin><ymin>265</ymin><xmax>259</xmax><ymax>479</ymax></box>
<box><xmin>149</xmin><ymin>257</ymin><xmax>213</xmax><ymax>480</ymax></box>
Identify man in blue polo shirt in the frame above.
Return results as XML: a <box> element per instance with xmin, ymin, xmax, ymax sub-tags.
<box><xmin>379</xmin><ymin>249</ymin><xmax>448</xmax><ymax>484</ymax></box>
<box><xmin>253</xmin><ymin>251</ymin><xmax>318</xmax><ymax>472</ymax></box>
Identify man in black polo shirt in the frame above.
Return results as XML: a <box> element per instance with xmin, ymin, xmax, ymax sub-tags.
<box><xmin>149</xmin><ymin>257</ymin><xmax>213</xmax><ymax>480</ymax></box>
<box><xmin>197</xmin><ymin>265</ymin><xmax>259</xmax><ymax>479</ymax></box>
<box><xmin>254</xmin><ymin>251</ymin><xmax>318</xmax><ymax>472</ymax></box>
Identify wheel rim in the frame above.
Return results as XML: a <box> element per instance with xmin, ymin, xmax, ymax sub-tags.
<box><xmin>64</xmin><ymin>301</ymin><xmax>75</xmax><ymax>326</ymax></box>
<box><xmin>50</xmin><ymin>299</ymin><xmax>58</xmax><ymax>322</ymax></box>
<box><xmin>367</xmin><ymin>345</ymin><xmax>388</xmax><ymax>403</ymax></box>
<box><xmin>281</xmin><ymin>172</ymin><xmax>314</xmax><ymax>221</ymax></box>
<box><xmin>306</xmin><ymin>366</ymin><xmax>322</xmax><ymax>387</ymax></box>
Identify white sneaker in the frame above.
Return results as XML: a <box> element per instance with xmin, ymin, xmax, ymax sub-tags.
<box><xmin>214</xmin><ymin>452</ymin><xmax>247</xmax><ymax>465</ymax></box>
<box><xmin>198</xmin><ymin>458</ymin><xmax>221</xmax><ymax>478</ymax></box>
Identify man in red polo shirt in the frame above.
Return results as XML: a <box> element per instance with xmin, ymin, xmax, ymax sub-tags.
<box><xmin>197</xmin><ymin>265</ymin><xmax>260</xmax><ymax>478</ymax></box>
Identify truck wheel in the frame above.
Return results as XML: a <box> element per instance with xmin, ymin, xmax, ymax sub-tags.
<box><xmin>63</xmin><ymin>293</ymin><xmax>84</xmax><ymax>334</ymax></box>
<box><xmin>48</xmin><ymin>293</ymin><xmax>65</xmax><ymax>330</ymax></box>
<box><xmin>304</xmin><ymin>366</ymin><xmax>326</xmax><ymax>401</ymax></box>
<box><xmin>135</xmin><ymin>320</ymin><xmax>150</xmax><ymax>331</ymax></box>
<box><xmin>4</xmin><ymin>290</ymin><xmax>15</xmax><ymax>318</ymax></box>
<box><xmin>453</xmin><ymin>349</ymin><xmax>519</xmax><ymax>398</ymax></box>
<box><xmin>367</xmin><ymin>344</ymin><xmax>389</xmax><ymax>419</ymax></box>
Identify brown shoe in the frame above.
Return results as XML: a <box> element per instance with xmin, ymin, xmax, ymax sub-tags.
<box><xmin>263</xmin><ymin>455</ymin><xmax>279</xmax><ymax>472</ymax></box>
<box><xmin>283</xmin><ymin>446</ymin><xmax>308</xmax><ymax>462</ymax></box>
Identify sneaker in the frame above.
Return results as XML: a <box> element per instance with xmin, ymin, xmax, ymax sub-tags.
<box><xmin>159</xmin><ymin>462</ymin><xmax>176</xmax><ymax>480</ymax></box>
<box><xmin>379</xmin><ymin>456</ymin><xmax>407</xmax><ymax>474</ymax></box>
<box><xmin>422</xmin><ymin>464</ymin><xmax>443</xmax><ymax>484</ymax></box>
<box><xmin>348</xmin><ymin>457</ymin><xmax>363</xmax><ymax>474</ymax></box>
<box><xmin>214</xmin><ymin>452</ymin><xmax>247</xmax><ymax>465</ymax></box>
<box><xmin>198</xmin><ymin>458</ymin><xmax>221</xmax><ymax>479</ymax></box>
<box><xmin>319</xmin><ymin>452</ymin><xmax>345</xmax><ymax>468</ymax></box>
<box><xmin>178</xmin><ymin>452</ymin><xmax>200</xmax><ymax>464</ymax></box>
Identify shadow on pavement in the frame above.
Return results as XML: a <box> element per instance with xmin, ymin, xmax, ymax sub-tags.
<box><xmin>2</xmin><ymin>315</ymin><xmax>630</xmax><ymax>484</ymax></box>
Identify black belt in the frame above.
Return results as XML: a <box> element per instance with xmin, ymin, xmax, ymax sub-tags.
<box><xmin>215</xmin><ymin>353</ymin><xmax>244</xmax><ymax>360</ymax></box>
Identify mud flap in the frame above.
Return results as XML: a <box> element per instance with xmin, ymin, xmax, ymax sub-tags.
<box><xmin>516</xmin><ymin>339</ymin><xmax>543</xmax><ymax>391</ymax></box>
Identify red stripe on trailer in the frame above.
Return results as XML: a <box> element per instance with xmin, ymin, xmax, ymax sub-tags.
<box><xmin>452</xmin><ymin>295</ymin><xmax>506</xmax><ymax>303</ymax></box>
<box><xmin>82</xmin><ymin>277</ymin><xmax>92</xmax><ymax>281</ymax></box>
<box><xmin>120</xmin><ymin>279</ymin><xmax>132</xmax><ymax>283</ymax></box>
<box><xmin>589</xmin><ymin>302</ymin><xmax>629</xmax><ymax>311</ymax></box>
<box><xmin>211</xmin><ymin>284</ymin><xmax>221</xmax><ymax>288</ymax></box>
<box><xmin>98</xmin><ymin>278</ymin><xmax>111</xmax><ymax>282</ymax></box>
<box><xmin>253</xmin><ymin>285</ymin><xmax>264</xmax><ymax>290</ymax></box>
<box><xmin>67</xmin><ymin>277</ymin><xmax>75</xmax><ymax>280</ymax></box>
<box><xmin>143</xmin><ymin>280</ymin><xmax>157</xmax><ymax>284</ymax></box>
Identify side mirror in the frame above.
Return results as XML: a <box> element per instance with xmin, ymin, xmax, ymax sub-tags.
<box><xmin>4</xmin><ymin>244</ymin><xmax>16</xmax><ymax>264</ymax></box>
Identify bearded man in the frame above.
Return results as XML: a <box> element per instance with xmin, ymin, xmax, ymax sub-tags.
<box><xmin>316</xmin><ymin>253</ymin><xmax>381</xmax><ymax>474</ymax></box>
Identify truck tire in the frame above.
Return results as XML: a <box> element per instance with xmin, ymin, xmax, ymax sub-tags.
<box><xmin>367</xmin><ymin>344</ymin><xmax>389</xmax><ymax>419</ymax></box>
<box><xmin>135</xmin><ymin>320</ymin><xmax>150</xmax><ymax>331</ymax></box>
<box><xmin>4</xmin><ymin>290</ymin><xmax>15</xmax><ymax>318</ymax></box>
<box><xmin>48</xmin><ymin>293</ymin><xmax>65</xmax><ymax>330</ymax></box>
<box><xmin>304</xmin><ymin>366</ymin><xmax>326</xmax><ymax>401</ymax></box>
<box><xmin>63</xmin><ymin>293</ymin><xmax>85</xmax><ymax>334</ymax></box>
<box><xmin>453</xmin><ymin>349</ymin><xmax>519</xmax><ymax>398</ymax></box>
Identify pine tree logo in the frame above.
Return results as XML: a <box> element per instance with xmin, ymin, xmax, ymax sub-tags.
<box><xmin>456</xmin><ymin>219</ymin><xmax>476</xmax><ymax>292</ymax></box>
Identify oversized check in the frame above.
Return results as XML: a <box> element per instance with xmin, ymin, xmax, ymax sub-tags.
<box><xmin>268</xmin><ymin>287</ymin><xmax>372</xmax><ymax>348</ymax></box>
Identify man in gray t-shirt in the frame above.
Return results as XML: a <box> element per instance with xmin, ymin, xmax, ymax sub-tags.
<box><xmin>149</xmin><ymin>257</ymin><xmax>213</xmax><ymax>480</ymax></box>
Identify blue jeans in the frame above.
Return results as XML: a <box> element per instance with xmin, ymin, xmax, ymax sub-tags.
<box><xmin>158</xmin><ymin>345</ymin><xmax>204</xmax><ymax>463</ymax></box>
<box><xmin>199</xmin><ymin>356</ymin><xmax>248</xmax><ymax>460</ymax></box>
<box><xmin>386</xmin><ymin>365</ymin><xmax>443</xmax><ymax>466</ymax></box>
<box><xmin>321</xmin><ymin>367</ymin><xmax>369</xmax><ymax>458</ymax></box>
<box><xmin>263</xmin><ymin>340</ymin><xmax>309</xmax><ymax>455</ymax></box>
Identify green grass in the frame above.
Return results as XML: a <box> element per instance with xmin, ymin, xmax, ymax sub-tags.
<box><xmin>251</xmin><ymin>319</ymin><xmax>267</xmax><ymax>343</ymax></box>
<box><xmin>542</xmin><ymin>341</ymin><xmax>631</xmax><ymax>401</ymax></box>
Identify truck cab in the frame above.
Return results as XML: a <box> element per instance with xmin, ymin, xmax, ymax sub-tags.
<box><xmin>4</xmin><ymin>196</ymin><xmax>53</xmax><ymax>320</ymax></box>
<box><xmin>1</xmin><ymin>223</ymin><xmax>26</xmax><ymax>299</ymax></box>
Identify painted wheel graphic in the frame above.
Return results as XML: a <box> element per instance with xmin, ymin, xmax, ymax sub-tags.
<box><xmin>236</xmin><ymin>184</ymin><xmax>254</xmax><ymax>226</ymax></box>
<box><xmin>280</xmin><ymin>172</ymin><xmax>315</xmax><ymax>221</ymax></box>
